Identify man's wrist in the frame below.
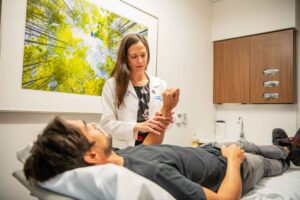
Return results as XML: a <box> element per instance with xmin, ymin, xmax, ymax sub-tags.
<box><xmin>160</xmin><ymin>107</ymin><xmax>171</xmax><ymax>116</ymax></box>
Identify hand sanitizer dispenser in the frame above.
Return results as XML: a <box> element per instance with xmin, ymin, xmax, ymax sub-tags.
<box><xmin>216</xmin><ymin>120</ymin><xmax>226</xmax><ymax>142</ymax></box>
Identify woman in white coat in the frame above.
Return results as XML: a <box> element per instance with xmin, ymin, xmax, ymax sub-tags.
<box><xmin>101</xmin><ymin>33</ymin><xmax>172</xmax><ymax>148</ymax></box>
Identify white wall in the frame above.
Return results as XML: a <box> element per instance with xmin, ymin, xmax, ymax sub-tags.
<box><xmin>215</xmin><ymin>105</ymin><xmax>297</xmax><ymax>144</ymax></box>
<box><xmin>212</xmin><ymin>0</ymin><xmax>296</xmax><ymax>41</ymax></box>
<box><xmin>0</xmin><ymin>0</ymin><xmax>215</xmax><ymax>199</ymax></box>
<box><xmin>212</xmin><ymin>0</ymin><xmax>298</xmax><ymax>144</ymax></box>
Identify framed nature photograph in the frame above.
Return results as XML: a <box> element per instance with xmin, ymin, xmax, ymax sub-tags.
<box><xmin>0</xmin><ymin>0</ymin><xmax>158</xmax><ymax>113</ymax></box>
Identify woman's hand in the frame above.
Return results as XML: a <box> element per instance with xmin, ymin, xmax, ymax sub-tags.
<box><xmin>134</xmin><ymin>112</ymin><xmax>174</xmax><ymax>135</ymax></box>
<box><xmin>134</xmin><ymin>109</ymin><xmax>174</xmax><ymax>136</ymax></box>
<box><xmin>136</xmin><ymin>88</ymin><xmax>178</xmax><ymax>137</ymax></box>
<box><xmin>141</xmin><ymin>89</ymin><xmax>179</xmax><ymax>145</ymax></box>
<box><xmin>134</xmin><ymin>115</ymin><xmax>170</xmax><ymax>135</ymax></box>
<box><xmin>154</xmin><ymin>111</ymin><xmax>174</xmax><ymax>125</ymax></box>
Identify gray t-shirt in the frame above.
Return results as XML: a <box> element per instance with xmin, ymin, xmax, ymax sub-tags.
<box><xmin>116</xmin><ymin>144</ymin><xmax>227</xmax><ymax>200</ymax></box>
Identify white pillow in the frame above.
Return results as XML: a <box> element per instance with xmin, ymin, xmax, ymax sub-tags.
<box><xmin>39</xmin><ymin>164</ymin><xmax>175</xmax><ymax>200</ymax></box>
<box><xmin>16</xmin><ymin>144</ymin><xmax>175</xmax><ymax>200</ymax></box>
<box><xmin>16</xmin><ymin>143</ymin><xmax>33</xmax><ymax>164</ymax></box>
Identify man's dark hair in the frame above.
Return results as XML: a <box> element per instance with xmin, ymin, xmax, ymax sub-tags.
<box><xmin>24</xmin><ymin>117</ymin><xmax>95</xmax><ymax>182</ymax></box>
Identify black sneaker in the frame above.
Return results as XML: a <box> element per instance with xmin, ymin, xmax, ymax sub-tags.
<box><xmin>287</xmin><ymin>148</ymin><xmax>300</xmax><ymax>166</ymax></box>
<box><xmin>272</xmin><ymin>128</ymin><xmax>288</xmax><ymax>145</ymax></box>
<box><xmin>295</xmin><ymin>128</ymin><xmax>300</xmax><ymax>137</ymax></box>
<box><xmin>288</xmin><ymin>135</ymin><xmax>300</xmax><ymax>152</ymax></box>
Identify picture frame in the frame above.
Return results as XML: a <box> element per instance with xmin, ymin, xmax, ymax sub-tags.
<box><xmin>0</xmin><ymin>0</ymin><xmax>158</xmax><ymax>113</ymax></box>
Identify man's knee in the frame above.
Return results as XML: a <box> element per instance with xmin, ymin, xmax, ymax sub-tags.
<box><xmin>241</xmin><ymin>153</ymin><xmax>265</xmax><ymax>195</ymax></box>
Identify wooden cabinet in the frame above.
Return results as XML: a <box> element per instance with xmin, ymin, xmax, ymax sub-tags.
<box><xmin>213</xmin><ymin>29</ymin><xmax>296</xmax><ymax>104</ymax></box>
<box><xmin>213</xmin><ymin>37</ymin><xmax>250</xmax><ymax>103</ymax></box>
<box><xmin>250</xmin><ymin>29</ymin><xmax>296</xmax><ymax>103</ymax></box>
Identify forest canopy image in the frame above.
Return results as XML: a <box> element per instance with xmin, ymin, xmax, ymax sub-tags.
<box><xmin>22</xmin><ymin>0</ymin><xmax>148</xmax><ymax>96</ymax></box>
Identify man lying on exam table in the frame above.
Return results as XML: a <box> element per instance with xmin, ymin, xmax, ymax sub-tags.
<box><xmin>23</xmin><ymin>89</ymin><xmax>300</xmax><ymax>200</ymax></box>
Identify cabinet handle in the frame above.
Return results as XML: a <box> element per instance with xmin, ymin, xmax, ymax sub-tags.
<box><xmin>263</xmin><ymin>81</ymin><xmax>279</xmax><ymax>87</ymax></box>
<box><xmin>263</xmin><ymin>68</ymin><xmax>279</xmax><ymax>76</ymax></box>
<box><xmin>263</xmin><ymin>93</ymin><xmax>280</xmax><ymax>100</ymax></box>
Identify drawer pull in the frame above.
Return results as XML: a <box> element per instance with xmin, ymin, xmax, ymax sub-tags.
<box><xmin>263</xmin><ymin>93</ymin><xmax>280</xmax><ymax>100</ymax></box>
<box><xmin>263</xmin><ymin>68</ymin><xmax>279</xmax><ymax>76</ymax></box>
<box><xmin>263</xmin><ymin>81</ymin><xmax>279</xmax><ymax>87</ymax></box>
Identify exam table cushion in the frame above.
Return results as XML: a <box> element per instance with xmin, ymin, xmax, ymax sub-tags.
<box><xmin>13</xmin><ymin>169</ymin><xmax>74</xmax><ymax>200</ymax></box>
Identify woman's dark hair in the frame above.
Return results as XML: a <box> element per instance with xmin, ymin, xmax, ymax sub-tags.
<box><xmin>23</xmin><ymin>117</ymin><xmax>95</xmax><ymax>182</ymax></box>
<box><xmin>111</xmin><ymin>33</ymin><xmax>150</xmax><ymax>108</ymax></box>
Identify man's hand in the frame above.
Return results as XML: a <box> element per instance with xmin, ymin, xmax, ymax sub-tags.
<box><xmin>221</xmin><ymin>144</ymin><xmax>245</xmax><ymax>163</ymax></box>
<box><xmin>161</xmin><ymin>88</ymin><xmax>180</xmax><ymax>115</ymax></box>
<box><xmin>142</xmin><ymin>88</ymin><xmax>179</xmax><ymax>145</ymax></box>
<box><xmin>204</xmin><ymin>144</ymin><xmax>244</xmax><ymax>200</ymax></box>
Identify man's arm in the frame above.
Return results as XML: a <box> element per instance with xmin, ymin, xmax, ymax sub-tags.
<box><xmin>143</xmin><ymin>88</ymin><xmax>180</xmax><ymax>145</ymax></box>
<box><xmin>203</xmin><ymin>144</ymin><xmax>245</xmax><ymax>200</ymax></box>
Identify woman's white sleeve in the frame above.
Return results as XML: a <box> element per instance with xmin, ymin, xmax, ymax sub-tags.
<box><xmin>100</xmin><ymin>81</ymin><xmax>135</xmax><ymax>141</ymax></box>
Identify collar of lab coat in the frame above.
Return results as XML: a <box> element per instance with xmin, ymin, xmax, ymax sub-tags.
<box><xmin>127</xmin><ymin>72</ymin><xmax>160</xmax><ymax>98</ymax></box>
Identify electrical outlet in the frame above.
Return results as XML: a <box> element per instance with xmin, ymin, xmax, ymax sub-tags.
<box><xmin>175</xmin><ymin>113</ymin><xmax>187</xmax><ymax>124</ymax></box>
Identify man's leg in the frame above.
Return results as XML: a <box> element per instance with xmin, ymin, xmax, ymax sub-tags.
<box><xmin>204</xmin><ymin>141</ymin><xmax>290</xmax><ymax>195</ymax></box>
<box><xmin>206</xmin><ymin>140</ymin><xmax>289</xmax><ymax>160</ymax></box>
<box><xmin>239</xmin><ymin>140</ymin><xmax>289</xmax><ymax>160</ymax></box>
<box><xmin>241</xmin><ymin>153</ymin><xmax>289</xmax><ymax>195</ymax></box>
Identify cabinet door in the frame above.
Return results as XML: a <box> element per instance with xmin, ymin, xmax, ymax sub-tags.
<box><xmin>213</xmin><ymin>37</ymin><xmax>250</xmax><ymax>103</ymax></box>
<box><xmin>250</xmin><ymin>29</ymin><xmax>296</xmax><ymax>103</ymax></box>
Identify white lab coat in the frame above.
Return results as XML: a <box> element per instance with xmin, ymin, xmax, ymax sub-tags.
<box><xmin>100</xmin><ymin>74</ymin><xmax>167</xmax><ymax>148</ymax></box>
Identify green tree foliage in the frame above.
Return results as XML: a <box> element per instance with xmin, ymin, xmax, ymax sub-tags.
<box><xmin>22</xmin><ymin>0</ymin><xmax>148</xmax><ymax>96</ymax></box>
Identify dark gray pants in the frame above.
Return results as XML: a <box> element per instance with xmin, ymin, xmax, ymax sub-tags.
<box><xmin>205</xmin><ymin>140</ymin><xmax>289</xmax><ymax>195</ymax></box>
